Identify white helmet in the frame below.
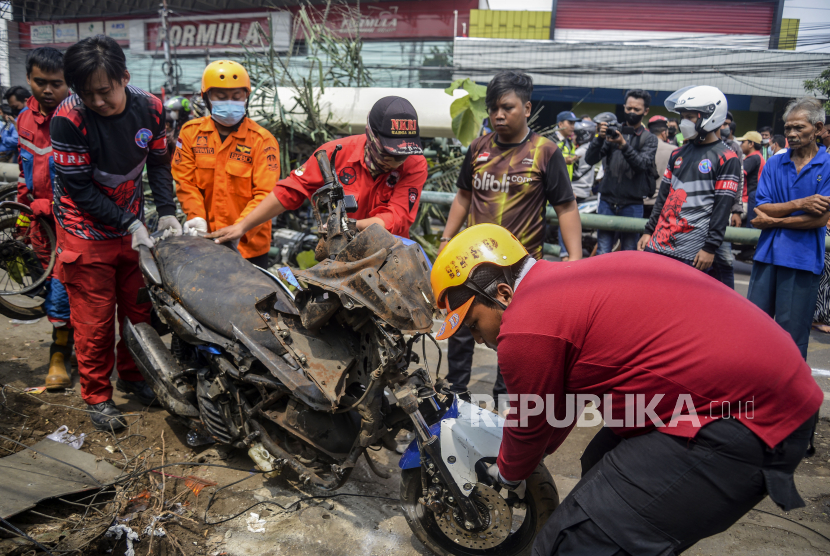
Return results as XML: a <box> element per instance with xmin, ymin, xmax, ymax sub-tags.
<box><xmin>664</xmin><ymin>85</ymin><xmax>728</xmax><ymax>137</ymax></box>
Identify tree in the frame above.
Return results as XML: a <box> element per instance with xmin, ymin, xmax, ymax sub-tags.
<box><xmin>804</xmin><ymin>68</ymin><xmax>830</xmax><ymax>114</ymax></box>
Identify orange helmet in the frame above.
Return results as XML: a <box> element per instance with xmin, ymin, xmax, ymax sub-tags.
<box><xmin>431</xmin><ymin>224</ymin><xmax>528</xmax><ymax>340</ymax></box>
<box><xmin>201</xmin><ymin>60</ymin><xmax>251</xmax><ymax>94</ymax></box>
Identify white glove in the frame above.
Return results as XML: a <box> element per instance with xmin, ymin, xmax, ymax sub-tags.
<box><xmin>128</xmin><ymin>221</ymin><xmax>154</xmax><ymax>251</ymax></box>
<box><xmin>183</xmin><ymin>217</ymin><xmax>208</xmax><ymax>236</ymax></box>
<box><xmin>157</xmin><ymin>215</ymin><xmax>183</xmax><ymax>238</ymax></box>
<box><xmin>486</xmin><ymin>463</ymin><xmax>526</xmax><ymax>499</ymax></box>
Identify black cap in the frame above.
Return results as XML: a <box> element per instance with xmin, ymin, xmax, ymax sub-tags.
<box><xmin>368</xmin><ymin>96</ymin><xmax>423</xmax><ymax>156</ymax></box>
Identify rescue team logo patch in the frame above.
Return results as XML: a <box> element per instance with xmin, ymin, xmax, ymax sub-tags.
<box><xmin>134</xmin><ymin>128</ymin><xmax>152</xmax><ymax>149</ymax></box>
<box><xmin>266</xmin><ymin>154</ymin><xmax>279</xmax><ymax>172</ymax></box>
<box><xmin>698</xmin><ymin>159</ymin><xmax>713</xmax><ymax>174</ymax></box>
<box><xmin>195</xmin><ymin>136</ymin><xmax>209</xmax><ymax>146</ymax></box>
<box><xmin>193</xmin><ymin>147</ymin><xmax>214</xmax><ymax>155</ymax></box>
<box><xmin>390</xmin><ymin>119</ymin><xmax>417</xmax><ymax>135</ymax></box>
<box><xmin>229</xmin><ymin>151</ymin><xmax>252</xmax><ymax>164</ymax></box>
<box><xmin>477</xmin><ymin>152</ymin><xmax>490</xmax><ymax>162</ymax></box>
<box><xmin>18</xmin><ymin>127</ymin><xmax>33</xmax><ymax>141</ymax></box>
<box><xmin>386</xmin><ymin>171</ymin><xmax>399</xmax><ymax>187</ymax></box>
<box><xmin>294</xmin><ymin>165</ymin><xmax>305</xmax><ymax>177</ymax></box>
<box><xmin>674</xmin><ymin>157</ymin><xmax>683</xmax><ymax>169</ymax></box>
<box><xmin>235</xmin><ymin>144</ymin><xmax>251</xmax><ymax>155</ymax></box>
<box><xmin>173</xmin><ymin>150</ymin><xmax>181</xmax><ymax>165</ymax></box>
<box><xmin>338</xmin><ymin>167</ymin><xmax>356</xmax><ymax>185</ymax></box>
<box><xmin>408</xmin><ymin>188</ymin><xmax>418</xmax><ymax>211</ymax></box>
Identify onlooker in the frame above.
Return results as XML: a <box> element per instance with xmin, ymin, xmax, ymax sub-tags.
<box><xmin>0</xmin><ymin>111</ymin><xmax>17</xmax><ymax>162</ymax></box>
<box><xmin>4</xmin><ymin>85</ymin><xmax>31</xmax><ymax>116</ymax></box>
<box><xmin>437</xmin><ymin>70</ymin><xmax>581</xmax><ymax>398</ymax></box>
<box><xmin>579</xmin><ymin>114</ymin><xmax>593</xmax><ymax>122</ymax></box>
<box><xmin>735</xmin><ymin>131</ymin><xmax>765</xmax><ymax>228</ymax></box>
<box><xmin>771</xmin><ymin>134</ymin><xmax>788</xmax><ymax>156</ymax></box>
<box><xmin>559</xmin><ymin>119</ymin><xmax>597</xmax><ymax>261</ymax></box>
<box><xmin>51</xmin><ymin>36</ymin><xmax>180</xmax><ymax>431</ymax></box>
<box><xmin>820</xmin><ymin>115</ymin><xmax>830</xmax><ymax>153</ymax></box>
<box><xmin>585</xmin><ymin>90</ymin><xmax>658</xmax><ymax>254</ymax></box>
<box><xmin>713</xmin><ymin>111</ymin><xmax>745</xmax><ymax>288</ymax></box>
<box><xmin>747</xmin><ymin>97</ymin><xmax>830</xmax><ymax>359</ymax></box>
<box><xmin>645</xmin><ymin>115</ymin><xmax>677</xmax><ymax>221</ymax></box>
<box><xmin>16</xmin><ymin>47</ymin><xmax>72</xmax><ymax>389</ymax></box>
<box><xmin>554</xmin><ymin>110</ymin><xmax>579</xmax><ymax>179</ymax></box>
<box><xmin>638</xmin><ymin>85</ymin><xmax>741</xmax><ymax>285</ymax></box>
<box><xmin>667</xmin><ymin>117</ymin><xmax>683</xmax><ymax>146</ymax></box>
<box><xmin>759</xmin><ymin>126</ymin><xmax>773</xmax><ymax>159</ymax></box>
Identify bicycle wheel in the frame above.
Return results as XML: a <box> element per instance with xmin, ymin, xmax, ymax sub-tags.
<box><xmin>0</xmin><ymin>210</ymin><xmax>57</xmax><ymax>297</ymax></box>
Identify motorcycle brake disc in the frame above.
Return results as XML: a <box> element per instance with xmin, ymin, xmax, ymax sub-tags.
<box><xmin>434</xmin><ymin>482</ymin><xmax>512</xmax><ymax>550</ymax></box>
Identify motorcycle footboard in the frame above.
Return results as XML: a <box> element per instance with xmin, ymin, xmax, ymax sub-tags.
<box><xmin>123</xmin><ymin>319</ymin><xmax>200</xmax><ymax>418</ymax></box>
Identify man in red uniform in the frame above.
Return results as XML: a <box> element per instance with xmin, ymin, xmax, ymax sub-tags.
<box><xmin>51</xmin><ymin>36</ymin><xmax>180</xmax><ymax>431</ymax></box>
<box><xmin>15</xmin><ymin>47</ymin><xmax>72</xmax><ymax>389</ymax></box>
<box><xmin>432</xmin><ymin>224</ymin><xmax>821</xmax><ymax>555</ymax></box>
<box><xmin>207</xmin><ymin>96</ymin><xmax>427</xmax><ymax>244</ymax></box>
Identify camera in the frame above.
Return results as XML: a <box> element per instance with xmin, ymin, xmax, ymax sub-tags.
<box><xmin>605</xmin><ymin>123</ymin><xmax>622</xmax><ymax>139</ymax></box>
<box><xmin>1</xmin><ymin>105</ymin><xmax>13</xmax><ymax>117</ymax></box>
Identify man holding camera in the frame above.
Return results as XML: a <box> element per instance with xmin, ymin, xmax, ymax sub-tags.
<box><xmin>585</xmin><ymin>90</ymin><xmax>658</xmax><ymax>254</ymax></box>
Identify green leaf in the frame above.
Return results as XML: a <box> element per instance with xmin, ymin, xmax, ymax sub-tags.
<box><xmin>462</xmin><ymin>80</ymin><xmax>487</xmax><ymax>101</ymax></box>
<box><xmin>452</xmin><ymin>109</ymin><xmax>480</xmax><ymax>147</ymax></box>
<box><xmin>444</xmin><ymin>78</ymin><xmax>467</xmax><ymax>96</ymax></box>
<box><xmin>449</xmin><ymin>96</ymin><xmax>471</xmax><ymax>120</ymax></box>
<box><xmin>296</xmin><ymin>250</ymin><xmax>319</xmax><ymax>270</ymax></box>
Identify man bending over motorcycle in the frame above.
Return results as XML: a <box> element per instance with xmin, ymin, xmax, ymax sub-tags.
<box><xmin>432</xmin><ymin>224</ymin><xmax>820</xmax><ymax>555</ymax></box>
<box><xmin>208</xmin><ymin>96</ymin><xmax>427</xmax><ymax>244</ymax></box>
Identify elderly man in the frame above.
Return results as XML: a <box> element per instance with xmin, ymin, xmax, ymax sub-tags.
<box><xmin>748</xmin><ymin>97</ymin><xmax>830</xmax><ymax>358</ymax></box>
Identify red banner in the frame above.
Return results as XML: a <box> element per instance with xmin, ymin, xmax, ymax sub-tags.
<box><xmin>145</xmin><ymin>15</ymin><xmax>272</xmax><ymax>51</ymax></box>
<box><xmin>292</xmin><ymin>1</ymin><xmax>476</xmax><ymax>40</ymax></box>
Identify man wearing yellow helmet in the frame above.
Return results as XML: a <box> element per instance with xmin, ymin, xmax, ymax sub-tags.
<box><xmin>433</xmin><ymin>223</ymin><xmax>820</xmax><ymax>555</ymax></box>
<box><xmin>172</xmin><ymin>60</ymin><xmax>280</xmax><ymax>267</ymax></box>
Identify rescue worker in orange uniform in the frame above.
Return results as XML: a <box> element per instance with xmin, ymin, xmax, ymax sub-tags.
<box><xmin>207</xmin><ymin>96</ymin><xmax>427</xmax><ymax>245</ymax></box>
<box><xmin>173</xmin><ymin>60</ymin><xmax>280</xmax><ymax>267</ymax></box>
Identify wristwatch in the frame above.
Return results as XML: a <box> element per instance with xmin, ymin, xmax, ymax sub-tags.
<box><xmin>440</xmin><ymin>237</ymin><xmax>452</xmax><ymax>242</ymax></box>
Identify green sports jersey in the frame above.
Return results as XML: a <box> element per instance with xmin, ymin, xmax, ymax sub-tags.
<box><xmin>458</xmin><ymin>131</ymin><xmax>573</xmax><ymax>259</ymax></box>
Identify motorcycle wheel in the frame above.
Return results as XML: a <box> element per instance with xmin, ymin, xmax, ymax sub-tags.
<box><xmin>400</xmin><ymin>464</ymin><xmax>559</xmax><ymax>556</ymax></box>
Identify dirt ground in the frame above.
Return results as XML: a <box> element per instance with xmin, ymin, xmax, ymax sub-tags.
<box><xmin>1</xmin><ymin>316</ymin><xmax>830</xmax><ymax>556</ymax></box>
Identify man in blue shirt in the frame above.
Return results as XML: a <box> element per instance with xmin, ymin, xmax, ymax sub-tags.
<box><xmin>748</xmin><ymin>97</ymin><xmax>830</xmax><ymax>358</ymax></box>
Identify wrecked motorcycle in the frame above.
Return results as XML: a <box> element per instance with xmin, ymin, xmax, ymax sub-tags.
<box><xmin>125</xmin><ymin>146</ymin><xmax>559</xmax><ymax>555</ymax></box>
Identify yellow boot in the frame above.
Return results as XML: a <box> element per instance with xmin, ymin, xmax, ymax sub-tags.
<box><xmin>46</xmin><ymin>328</ymin><xmax>72</xmax><ymax>390</ymax></box>
<box><xmin>45</xmin><ymin>352</ymin><xmax>71</xmax><ymax>390</ymax></box>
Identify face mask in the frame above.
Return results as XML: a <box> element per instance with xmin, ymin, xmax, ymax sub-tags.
<box><xmin>210</xmin><ymin>99</ymin><xmax>246</xmax><ymax>127</ymax></box>
<box><xmin>623</xmin><ymin>112</ymin><xmax>643</xmax><ymax>125</ymax></box>
<box><xmin>720</xmin><ymin>127</ymin><xmax>731</xmax><ymax>139</ymax></box>
<box><xmin>679</xmin><ymin>119</ymin><xmax>698</xmax><ymax>141</ymax></box>
<box><xmin>667</xmin><ymin>127</ymin><xmax>677</xmax><ymax>138</ymax></box>
<box><xmin>761</xmin><ymin>138</ymin><xmax>770</xmax><ymax>146</ymax></box>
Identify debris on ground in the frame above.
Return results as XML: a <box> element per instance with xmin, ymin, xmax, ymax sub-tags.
<box><xmin>45</xmin><ymin>424</ymin><xmax>85</xmax><ymax>449</ymax></box>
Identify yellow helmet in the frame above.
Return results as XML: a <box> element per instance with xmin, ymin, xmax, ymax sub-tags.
<box><xmin>201</xmin><ymin>60</ymin><xmax>251</xmax><ymax>94</ymax></box>
<box><xmin>431</xmin><ymin>224</ymin><xmax>528</xmax><ymax>340</ymax></box>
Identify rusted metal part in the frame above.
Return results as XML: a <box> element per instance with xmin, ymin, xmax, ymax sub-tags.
<box><xmin>294</xmin><ymin>289</ymin><xmax>341</xmax><ymax>331</ymax></box>
<box><xmin>154</xmin><ymin>236</ymin><xmax>291</xmax><ymax>355</ymax></box>
<box><xmin>263</xmin><ymin>399</ymin><xmax>360</xmax><ymax>460</ymax></box>
<box><xmin>231</xmin><ymin>324</ymin><xmax>329</xmax><ymax>410</ymax></box>
<box><xmin>295</xmin><ymin>224</ymin><xmax>435</xmax><ymax>334</ymax></box>
<box><xmin>249</xmin><ymin>419</ymin><xmax>353</xmax><ymax>490</ymax></box>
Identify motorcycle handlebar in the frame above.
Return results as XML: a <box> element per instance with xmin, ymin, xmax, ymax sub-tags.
<box><xmin>314</xmin><ymin>150</ymin><xmax>336</xmax><ymax>187</ymax></box>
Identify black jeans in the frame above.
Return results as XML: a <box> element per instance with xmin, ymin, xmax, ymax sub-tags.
<box><xmin>532</xmin><ymin>415</ymin><xmax>816</xmax><ymax>555</ymax></box>
<box><xmin>446</xmin><ymin>325</ymin><xmax>506</xmax><ymax>399</ymax></box>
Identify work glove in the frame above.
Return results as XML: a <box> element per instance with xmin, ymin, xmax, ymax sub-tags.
<box><xmin>486</xmin><ymin>463</ymin><xmax>526</xmax><ymax>499</ymax></box>
<box><xmin>157</xmin><ymin>215</ymin><xmax>183</xmax><ymax>240</ymax></box>
<box><xmin>29</xmin><ymin>199</ymin><xmax>53</xmax><ymax>219</ymax></box>
<box><xmin>128</xmin><ymin>220</ymin><xmax>154</xmax><ymax>251</ymax></box>
<box><xmin>183</xmin><ymin>216</ymin><xmax>208</xmax><ymax>236</ymax></box>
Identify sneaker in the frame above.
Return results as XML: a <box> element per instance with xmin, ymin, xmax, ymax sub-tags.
<box><xmin>116</xmin><ymin>379</ymin><xmax>160</xmax><ymax>407</ymax></box>
<box><xmin>88</xmin><ymin>400</ymin><xmax>127</xmax><ymax>432</ymax></box>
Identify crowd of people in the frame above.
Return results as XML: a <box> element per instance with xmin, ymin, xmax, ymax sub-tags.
<box><xmin>2</xmin><ymin>38</ymin><xmax>829</xmax><ymax>468</ymax></box>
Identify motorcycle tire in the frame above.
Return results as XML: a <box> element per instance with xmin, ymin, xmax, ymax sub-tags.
<box><xmin>400</xmin><ymin>463</ymin><xmax>559</xmax><ymax>556</ymax></box>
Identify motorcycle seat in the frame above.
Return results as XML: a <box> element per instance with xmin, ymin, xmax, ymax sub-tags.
<box><xmin>153</xmin><ymin>236</ymin><xmax>288</xmax><ymax>354</ymax></box>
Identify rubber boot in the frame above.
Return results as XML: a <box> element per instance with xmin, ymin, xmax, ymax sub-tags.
<box><xmin>45</xmin><ymin>328</ymin><xmax>73</xmax><ymax>390</ymax></box>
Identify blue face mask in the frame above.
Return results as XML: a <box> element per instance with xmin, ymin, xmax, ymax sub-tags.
<box><xmin>210</xmin><ymin>99</ymin><xmax>246</xmax><ymax>127</ymax></box>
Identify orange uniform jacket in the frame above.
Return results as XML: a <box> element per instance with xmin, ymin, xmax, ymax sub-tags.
<box><xmin>173</xmin><ymin>116</ymin><xmax>280</xmax><ymax>258</ymax></box>
<box><xmin>274</xmin><ymin>134</ymin><xmax>427</xmax><ymax>238</ymax></box>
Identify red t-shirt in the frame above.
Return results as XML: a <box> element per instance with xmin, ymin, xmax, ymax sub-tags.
<box><xmin>497</xmin><ymin>253</ymin><xmax>822</xmax><ymax>481</ymax></box>
<box><xmin>273</xmin><ymin>134</ymin><xmax>427</xmax><ymax>238</ymax></box>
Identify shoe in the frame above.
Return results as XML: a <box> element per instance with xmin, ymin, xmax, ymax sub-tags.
<box><xmin>45</xmin><ymin>352</ymin><xmax>71</xmax><ymax>390</ymax></box>
<box><xmin>116</xmin><ymin>379</ymin><xmax>160</xmax><ymax>407</ymax></box>
<box><xmin>88</xmin><ymin>400</ymin><xmax>127</xmax><ymax>432</ymax></box>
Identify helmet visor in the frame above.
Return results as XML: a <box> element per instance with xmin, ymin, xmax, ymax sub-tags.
<box><xmin>664</xmin><ymin>86</ymin><xmax>697</xmax><ymax>113</ymax></box>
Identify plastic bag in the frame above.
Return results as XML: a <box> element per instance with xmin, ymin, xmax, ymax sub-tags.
<box><xmin>46</xmin><ymin>425</ymin><xmax>85</xmax><ymax>449</ymax></box>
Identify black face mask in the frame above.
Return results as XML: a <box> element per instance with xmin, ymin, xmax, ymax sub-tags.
<box><xmin>623</xmin><ymin>112</ymin><xmax>643</xmax><ymax>125</ymax></box>
<box><xmin>667</xmin><ymin>127</ymin><xmax>677</xmax><ymax>138</ymax></box>
<box><xmin>720</xmin><ymin>127</ymin><xmax>731</xmax><ymax>139</ymax></box>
